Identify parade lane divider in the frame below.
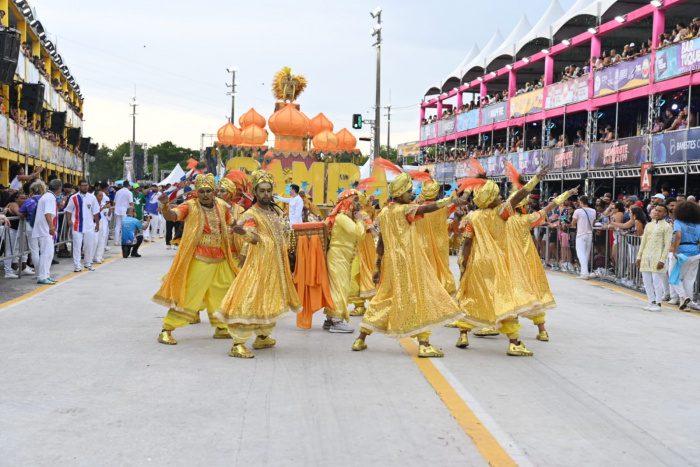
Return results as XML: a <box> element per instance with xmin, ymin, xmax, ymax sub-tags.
<box><xmin>399</xmin><ymin>338</ymin><xmax>519</xmax><ymax>467</ymax></box>
<box><xmin>547</xmin><ymin>270</ymin><xmax>700</xmax><ymax>317</ymax></box>
<box><xmin>0</xmin><ymin>242</ymin><xmax>155</xmax><ymax>311</ymax></box>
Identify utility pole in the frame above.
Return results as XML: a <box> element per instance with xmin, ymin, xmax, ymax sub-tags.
<box><xmin>226</xmin><ymin>67</ymin><xmax>238</xmax><ymax>123</ymax></box>
<box><xmin>153</xmin><ymin>154</ymin><xmax>159</xmax><ymax>183</ymax></box>
<box><xmin>370</xmin><ymin>8</ymin><xmax>382</xmax><ymax>160</ymax></box>
<box><xmin>126</xmin><ymin>96</ymin><xmax>138</xmax><ymax>181</ymax></box>
<box><xmin>384</xmin><ymin>104</ymin><xmax>391</xmax><ymax>153</ymax></box>
<box><xmin>143</xmin><ymin>143</ymin><xmax>149</xmax><ymax>179</ymax></box>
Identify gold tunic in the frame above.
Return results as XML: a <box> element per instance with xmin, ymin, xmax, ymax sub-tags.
<box><xmin>362</xmin><ymin>203</ymin><xmax>462</xmax><ymax>337</ymax></box>
<box><xmin>228</xmin><ymin>203</ymin><xmax>246</xmax><ymax>256</ymax></box>
<box><xmin>215</xmin><ymin>205</ymin><xmax>302</xmax><ymax>325</ymax></box>
<box><xmin>416</xmin><ymin>205</ymin><xmax>456</xmax><ymax>295</ymax></box>
<box><xmin>457</xmin><ymin>204</ymin><xmax>540</xmax><ymax>326</ymax></box>
<box><xmin>326</xmin><ymin>213</ymin><xmax>366</xmax><ymax>320</ymax></box>
<box><xmin>637</xmin><ymin>220</ymin><xmax>673</xmax><ymax>272</ymax></box>
<box><xmin>505</xmin><ymin>210</ymin><xmax>555</xmax><ymax>315</ymax></box>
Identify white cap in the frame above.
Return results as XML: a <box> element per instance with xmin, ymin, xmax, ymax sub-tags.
<box><xmin>652</xmin><ymin>193</ymin><xmax>665</xmax><ymax>200</ymax></box>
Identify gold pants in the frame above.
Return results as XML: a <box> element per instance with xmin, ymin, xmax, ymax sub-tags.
<box><xmin>162</xmin><ymin>259</ymin><xmax>233</xmax><ymax>331</ymax></box>
<box><xmin>455</xmin><ymin>318</ymin><xmax>521</xmax><ymax>339</ymax></box>
<box><xmin>360</xmin><ymin>327</ymin><xmax>431</xmax><ymax>342</ymax></box>
<box><xmin>227</xmin><ymin>324</ymin><xmax>276</xmax><ymax>344</ymax></box>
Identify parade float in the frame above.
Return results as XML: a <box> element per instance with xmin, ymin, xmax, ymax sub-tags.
<box><xmin>212</xmin><ymin>67</ymin><xmax>389</xmax><ymax>206</ymax></box>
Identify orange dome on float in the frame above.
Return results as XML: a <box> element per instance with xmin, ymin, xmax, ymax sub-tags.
<box><xmin>217</xmin><ymin>122</ymin><xmax>242</xmax><ymax>146</ymax></box>
<box><xmin>308</xmin><ymin>112</ymin><xmax>334</xmax><ymax>137</ymax></box>
<box><xmin>312</xmin><ymin>130</ymin><xmax>338</xmax><ymax>152</ymax></box>
<box><xmin>239</xmin><ymin>108</ymin><xmax>266</xmax><ymax>129</ymax></box>
<box><xmin>335</xmin><ymin>128</ymin><xmax>357</xmax><ymax>151</ymax></box>
<box><xmin>269</xmin><ymin>104</ymin><xmax>310</xmax><ymax>137</ymax></box>
<box><xmin>240</xmin><ymin>125</ymin><xmax>268</xmax><ymax>147</ymax></box>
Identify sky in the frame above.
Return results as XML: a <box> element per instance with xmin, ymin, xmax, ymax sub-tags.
<box><xmin>30</xmin><ymin>0</ymin><xmax>575</xmax><ymax>153</ymax></box>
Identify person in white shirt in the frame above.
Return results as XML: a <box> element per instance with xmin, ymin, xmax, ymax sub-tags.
<box><xmin>32</xmin><ymin>178</ymin><xmax>61</xmax><ymax>284</ymax></box>
<box><xmin>571</xmin><ymin>195</ymin><xmax>597</xmax><ymax>279</ymax></box>
<box><xmin>113</xmin><ymin>181</ymin><xmax>134</xmax><ymax>246</ymax></box>
<box><xmin>94</xmin><ymin>188</ymin><xmax>111</xmax><ymax>264</ymax></box>
<box><xmin>64</xmin><ymin>180</ymin><xmax>100</xmax><ymax>272</ymax></box>
<box><xmin>9</xmin><ymin>165</ymin><xmax>42</xmax><ymax>191</ymax></box>
<box><xmin>274</xmin><ymin>184</ymin><xmax>303</xmax><ymax>225</ymax></box>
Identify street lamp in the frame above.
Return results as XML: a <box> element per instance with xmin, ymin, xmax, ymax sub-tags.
<box><xmin>370</xmin><ymin>7</ymin><xmax>382</xmax><ymax>161</ymax></box>
<box><xmin>226</xmin><ymin>67</ymin><xmax>238</xmax><ymax>123</ymax></box>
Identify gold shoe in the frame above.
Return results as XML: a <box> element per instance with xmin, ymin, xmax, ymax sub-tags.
<box><xmin>157</xmin><ymin>330</ymin><xmax>177</xmax><ymax>345</ymax></box>
<box><xmin>252</xmin><ymin>335</ymin><xmax>276</xmax><ymax>349</ymax></box>
<box><xmin>444</xmin><ymin>321</ymin><xmax>459</xmax><ymax>328</ymax></box>
<box><xmin>507</xmin><ymin>341</ymin><xmax>534</xmax><ymax>357</ymax></box>
<box><xmin>213</xmin><ymin>327</ymin><xmax>231</xmax><ymax>339</ymax></box>
<box><xmin>474</xmin><ymin>327</ymin><xmax>499</xmax><ymax>337</ymax></box>
<box><xmin>229</xmin><ymin>343</ymin><xmax>254</xmax><ymax>358</ymax></box>
<box><xmin>349</xmin><ymin>305</ymin><xmax>366</xmax><ymax>316</ymax></box>
<box><xmin>455</xmin><ymin>332</ymin><xmax>469</xmax><ymax>348</ymax></box>
<box><xmin>351</xmin><ymin>338</ymin><xmax>367</xmax><ymax>351</ymax></box>
<box><xmin>190</xmin><ymin>313</ymin><xmax>201</xmax><ymax>324</ymax></box>
<box><xmin>536</xmin><ymin>331</ymin><xmax>549</xmax><ymax>342</ymax></box>
<box><xmin>418</xmin><ymin>344</ymin><xmax>444</xmax><ymax>358</ymax></box>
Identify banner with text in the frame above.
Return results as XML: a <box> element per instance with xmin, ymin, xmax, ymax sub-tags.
<box><xmin>655</xmin><ymin>37</ymin><xmax>700</xmax><ymax>82</ymax></box>
<box><xmin>485</xmin><ymin>155</ymin><xmax>504</xmax><ymax>177</ymax></box>
<box><xmin>542</xmin><ymin>146</ymin><xmax>587</xmax><ymax>172</ymax></box>
<box><xmin>481</xmin><ymin>102</ymin><xmax>507</xmax><ymax>125</ymax></box>
<box><xmin>506</xmin><ymin>150</ymin><xmax>542</xmax><ymax>175</ymax></box>
<box><xmin>435</xmin><ymin>162</ymin><xmax>456</xmax><ymax>182</ymax></box>
<box><xmin>420</xmin><ymin>123</ymin><xmax>437</xmax><ymax>141</ymax></box>
<box><xmin>593</xmin><ymin>55</ymin><xmax>651</xmax><ymax>97</ymax></box>
<box><xmin>456</xmin><ymin>110</ymin><xmax>479</xmax><ymax>132</ymax></box>
<box><xmin>652</xmin><ymin>127</ymin><xmax>700</xmax><ymax>163</ymax></box>
<box><xmin>545</xmin><ymin>75</ymin><xmax>589</xmax><ymax>109</ymax></box>
<box><xmin>438</xmin><ymin>117</ymin><xmax>456</xmax><ymax>137</ymax></box>
<box><xmin>590</xmin><ymin>136</ymin><xmax>647</xmax><ymax>168</ymax></box>
<box><xmin>510</xmin><ymin>88</ymin><xmax>544</xmax><ymax>118</ymax></box>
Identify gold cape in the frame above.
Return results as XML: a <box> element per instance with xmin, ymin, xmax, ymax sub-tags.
<box><xmin>362</xmin><ymin>203</ymin><xmax>462</xmax><ymax>337</ymax></box>
<box><xmin>416</xmin><ymin>205</ymin><xmax>456</xmax><ymax>295</ymax></box>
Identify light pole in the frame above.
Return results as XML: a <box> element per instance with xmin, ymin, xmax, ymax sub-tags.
<box><xmin>226</xmin><ymin>67</ymin><xmax>238</xmax><ymax>123</ymax></box>
<box><xmin>370</xmin><ymin>7</ymin><xmax>382</xmax><ymax>160</ymax></box>
<box><xmin>127</xmin><ymin>96</ymin><xmax>138</xmax><ymax>181</ymax></box>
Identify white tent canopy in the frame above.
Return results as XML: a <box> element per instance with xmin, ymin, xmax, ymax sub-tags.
<box><xmin>484</xmin><ymin>14</ymin><xmax>533</xmax><ymax>69</ymax></box>
<box><xmin>158</xmin><ymin>163</ymin><xmax>185</xmax><ymax>186</ymax></box>
<box><xmin>441</xmin><ymin>43</ymin><xmax>481</xmax><ymax>90</ymax></box>
<box><xmin>514</xmin><ymin>0</ymin><xmax>565</xmax><ymax>55</ymax></box>
<box><xmin>463</xmin><ymin>29</ymin><xmax>505</xmax><ymax>76</ymax></box>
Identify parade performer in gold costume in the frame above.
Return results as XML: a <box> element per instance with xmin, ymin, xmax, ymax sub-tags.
<box><xmin>352</xmin><ymin>160</ymin><xmax>465</xmax><ymax>358</ymax></box>
<box><xmin>322</xmin><ymin>189</ymin><xmax>371</xmax><ymax>332</ymax></box>
<box><xmin>218</xmin><ymin>170</ymin><xmax>252</xmax><ymax>259</ymax></box>
<box><xmin>153</xmin><ymin>174</ymin><xmax>239</xmax><ymax>344</ymax></box>
<box><xmin>472</xmin><ymin>163</ymin><xmax>577</xmax><ymax>342</ymax></box>
<box><xmin>416</xmin><ymin>177</ymin><xmax>456</xmax><ymax>295</ymax></box>
<box><xmin>454</xmin><ymin>162</ymin><xmax>548</xmax><ymax>356</ymax></box>
<box><xmin>215</xmin><ymin>170</ymin><xmax>302</xmax><ymax>359</ymax></box>
<box><xmin>348</xmin><ymin>187</ymin><xmax>378</xmax><ymax>316</ymax></box>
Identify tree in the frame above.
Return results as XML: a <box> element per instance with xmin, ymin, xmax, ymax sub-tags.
<box><xmin>149</xmin><ymin>141</ymin><xmax>199</xmax><ymax>173</ymax></box>
<box><xmin>378</xmin><ymin>145</ymin><xmax>398</xmax><ymax>162</ymax></box>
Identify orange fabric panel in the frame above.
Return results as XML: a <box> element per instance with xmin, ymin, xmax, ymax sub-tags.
<box><xmin>294</xmin><ymin>234</ymin><xmax>334</xmax><ymax>329</ymax></box>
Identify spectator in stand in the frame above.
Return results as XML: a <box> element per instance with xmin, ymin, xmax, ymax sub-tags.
<box><xmin>667</xmin><ymin>108</ymin><xmax>688</xmax><ymax>131</ymax></box>
<box><xmin>572</xmin><ymin>195</ymin><xmax>597</xmax><ymax>279</ymax></box>
<box><xmin>668</xmin><ymin>201</ymin><xmax>700</xmax><ymax>310</ymax></box>
<box><xmin>64</xmin><ymin>179</ymin><xmax>100</xmax><ymax>272</ymax></box>
<box><xmin>19</xmin><ymin>180</ymin><xmax>46</xmax><ymax>273</ymax></box>
<box><xmin>574</xmin><ymin>129</ymin><xmax>586</xmax><ymax>145</ymax></box>
<box><xmin>674</xmin><ymin>23</ymin><xmax>689</xmax><ymax>42</ymax></box>
<box><xmin>636</xmin><ymin>204</ymin><xmax>673</xmax><ymax>312</ymax></box>
<box><xmin>113</xmin><ymin>181</ymin><xmax>134</xmax><ymax>246</ymax></box>
<box><xmin>121</xmin><ymin>207</ymin><xmax>148</xmax><ymax>259</ymax></box>
<box><xmin>33</xmin><ymin>179</ymin><xmax>61</xmax><ymax>285</ymax></box>
<box><xmin>602</xmin><ymin>126</ymin><xmax>615</xmax><ymax>142</ymax></box>
<box><xmin>9</xmin><ymin>165</ymin><xmax>42</xmax><ymax>192</ymax></box>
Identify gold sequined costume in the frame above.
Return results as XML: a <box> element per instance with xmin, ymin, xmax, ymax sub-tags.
<box><xmin>349</xmin><ymin>193</ymin><xmax>377</xmax><ymax>313</ymax></box>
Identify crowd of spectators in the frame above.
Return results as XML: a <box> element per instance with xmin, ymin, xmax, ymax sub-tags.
<box><xmin>657</xmin><ymin>17</ymin><xmax>700</xmax><ymax>49</ymax></box>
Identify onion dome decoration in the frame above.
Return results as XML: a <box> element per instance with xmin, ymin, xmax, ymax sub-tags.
<box><xmin>239</xmin><ymin>108</ymin><xmax>266</xmax><ymax>129</ymax></box>
<box><xmin>240</xmin><ymin>125</ymin><xmax>268</xmax><ymax>147</ymax></box>
<box><xmin>335</xmin><ymin>128</ymin><xmax>357</xmax><ymax>151</ymax></box>
<box><xmin>312</xmin><ymin>130</ymin><xmax>338</xmax><ymax>152</ymax></box>
<box><xmin>268</xmin><ymin>104</ymin><xmax>310</xmax><ymax>137</ymax></box>
<box><xmin>217</xmin><ymin>122</ymin><xmax>242</xmax><ymax>146</ymax></box>
<box><xmin>308</xmin><ymin>112</ymin><xmax>334</xmax><ymax>137</ymax></box>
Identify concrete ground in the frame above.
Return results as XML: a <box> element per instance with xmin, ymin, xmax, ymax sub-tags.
<box><xmin>0</xmin><ymin>242</ymin><xmax>698</xmax><ymax>466</ymax></box>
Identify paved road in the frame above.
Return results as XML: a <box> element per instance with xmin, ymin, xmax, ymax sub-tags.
<box><xmin>0</xmin><ymin>243</ymin><xmax>698</xmax><ymax>466</ymax></box>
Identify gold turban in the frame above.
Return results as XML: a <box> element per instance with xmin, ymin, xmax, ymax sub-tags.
<box><xmin>251</xmin><ymin>169</ymin><xmax>275</xmax><ymax>189</ymax></box>
<box><xmin>473</xmin><ymin>179</ymin><xmax>500</xmax><ymax>209</ymax></box>
<box><xmin>421</xmin><ymin>180</ymin><xmax>440</xmax><ymax>200</ymax></box>
<box><xmin>219</xmin><ymin>177</ymin><xmax>237</xmax><ymax>195</ymax></box>
<box><xmin>389</xmin><ymin>172</ymin><xmax>412</xmax><ymax>198</ymax></box>
<box><xmin>194</xmin><ymin>173</ymin><xmax>217</xmax><ymax>191</ymax></box>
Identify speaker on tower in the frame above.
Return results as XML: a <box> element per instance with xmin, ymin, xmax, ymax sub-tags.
<box><xmin>88</xmin><ymin>143</ymin><xmax>98</xmax><ymax>156</ymax></box>
<box><xmin>19</xmin><ymin>83</ymin><xmax>44</xmax><ymax>114</ymax></box>
<box><xmin>79</xmin><ymin>137</ymin><xmax>91</xmax><ymax>152</ymax></box>
<box><xmin>0</xmin><ymin>29</ymin><xmax>20</xmax><ymax>85</ymax></box>
<box><xmin>67</xmin><ymin>127</ymin><xmax>81</xmax><ymax>146</ymax></box>
<box><xmin>51</xmin><ymin>111</ymin><xmax>66</xmax><ymax>134</ymax></box>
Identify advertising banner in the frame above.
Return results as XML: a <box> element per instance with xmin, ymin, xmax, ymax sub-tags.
<box><xmin>652</xmin><ymin>127</ymin><xmax>700</xmax><ymax>163</ymax></box>
<box><xmin>593</xmin><ymin>55</ymin><xmax>651</xmax><ymax>97</ymax></box>
<box><xmin>435</xmin><ymin>162</ymin><xmax>456</xmax><ymax>182</ymax></box>
<box><xmin>481</xmin><ymin>102</ymin><xmax>507</xmax><ymax>125</ymax></box>
<box><xmin>509</xmin><ymin>88</ymin><xmax>544</xmax><ymax>117</ymax></box>
<box><xmin>545</xmin><ymin>75</ymin><xmax>589</xmax><ymax>109</ymax></box>
<box><xmin>438</xmin><ymin>117</ymin><xmax>456</xmax><ymax>137</ymax></box>
<box><xmin>397</xmin><ymin>141</ymin><xmax>421</xmax><ymax>158</ymax></box>
<box><xmin>27</xmin><ymin>132</ymin><xmax>39</xmax><ymax>157</ymax></box>
<box><xmin>420</xmin><ymin>123</ymin><xmax>437</xmax><ymax>141</ymax></box>
<box><xmin>655</xmin><ymin>37</ymin><xmax>700</xmax><ymax>82</ymax></box>
<box><xmin>9</xmin><ymin>120</ymin><xmax>20</xmax><ymax>152</ymax></box>
<box><xmin>640</xmin><ymin>162</ymin><xmax>652</xmax><ymax>192</ymax></box>
<box><xmin>0</xmin><ymin>114</ymin><xmax>7</xmax><ymax>148</ymax></box>
<box><xmin>542</xmin><ymin>146</ymin><xmax>587</xmax><ymax>171</ymax></box>
<box><xmin>506</xmin><ymin>150</ymin><xmax>542</xmax><ymax>175</ymax></box>
<box><xmin>590</xmin><ymin>136</ymin><xmax>647</xmax><ymax>168</ymax></box>
<box><xmin>456</xmin><ymin>110</ymin><xmax>479</xmax><ymax>132</ymax></box>
<box><xmin>484</xmin><ymin>155</ymin><xmax>504</xmax><ymax>177</ymax></box>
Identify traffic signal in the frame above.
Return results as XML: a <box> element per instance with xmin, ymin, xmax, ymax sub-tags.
<box><xmin>352</xmin><ymin>114</ymin><xmax>363</xmax><ymax>129</ymax></box>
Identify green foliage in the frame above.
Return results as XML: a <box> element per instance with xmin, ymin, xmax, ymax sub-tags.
<box><xmin>378</xmin><ymin>145</ymin><xmax>398</xmax><ymax>162</ymax></box>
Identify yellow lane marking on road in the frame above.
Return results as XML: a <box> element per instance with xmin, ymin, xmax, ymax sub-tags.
<box><xmin>0</xmin><ymin>242</ymin><xmax>152</xmax><ymax>310</ymax></box>
<box><xmin>399</xmin><ymin>338</ymin><xmax>517</xmax><ymax>467</ymax></box>
<box><xmin>548</xmin><ymin>270</ymin><xmax>700</xmax><ymax>317</ymax></box>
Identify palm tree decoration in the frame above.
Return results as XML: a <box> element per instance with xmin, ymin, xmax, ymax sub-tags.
<box><xmin>272</xmin><ymin>67</ymin><xmax>308</xmax><ymax>103</ymax></box>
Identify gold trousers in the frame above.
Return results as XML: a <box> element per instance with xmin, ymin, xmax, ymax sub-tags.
<box><xmin>455</xmin><ymin>318</ymin><xmax>521</xmax><ymax>339</ymax></box>
<box><xmin>227</xmin><ymin>324</ymin><xmax>275</xmax><ymax>344</ymax></box>
<box><xmin>361</xmin><ymin>327</ymin><xmax>431</xmax><ymax>342</ymax></box>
